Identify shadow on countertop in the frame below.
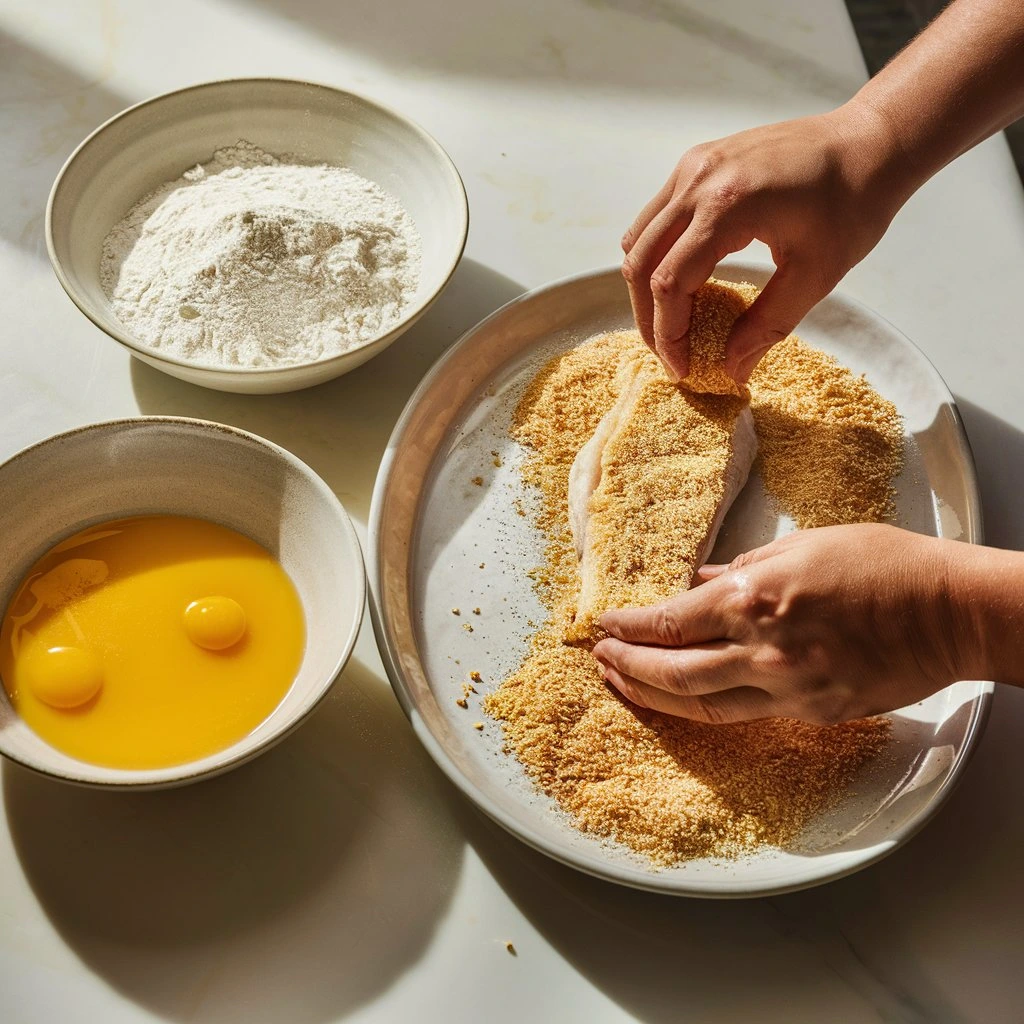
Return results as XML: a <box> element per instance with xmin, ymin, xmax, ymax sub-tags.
<box><xmin>953</xmin><ymin>397</ymin><xmax>1024</xmax><ymax>551</ymax></box>
<box><xmin>5</xmin><ymin>655</ymin><xmax>464</xmax><ymax>1023</ymax></box>
<box><xmin>244</xmin><ymin>0</ymin><xmax>860</xmax><ymax>104</ymax></box>
<box><xmin>0</xmin><ymin>30</ymin><xmax>128</xmax><ymax>258</ymax></box>
<box><xmin>129</xmin><ymin>257</ymin><xmax>526</xmax><ymax>525</ymax></box>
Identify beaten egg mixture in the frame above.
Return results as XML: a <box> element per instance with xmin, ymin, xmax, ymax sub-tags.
<box><xmin>0</xmin><ymin>515</ymin><xmax>304</xmax><ymax>769</ymax></box>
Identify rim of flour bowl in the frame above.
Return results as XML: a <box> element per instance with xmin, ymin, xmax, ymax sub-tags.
<box><xmin>45</xmin><ymin>77</ymin><xmax>470</xmax><ymax>377</ymax></box>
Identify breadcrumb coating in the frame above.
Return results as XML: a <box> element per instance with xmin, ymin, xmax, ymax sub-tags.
<box><xmin>677</xmin><ymin>278</ymin><xmax>757</xmax><ymax>397</ymax></box>
<box><xmin>483</xmin><ymin>292</ymin><xmax>899</xmax><ymax>864</ymax></box>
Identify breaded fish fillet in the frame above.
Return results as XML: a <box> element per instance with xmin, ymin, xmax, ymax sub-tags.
<box><xmin>676</xmin><ymin>277</ymin><xmax>759</xmax><ymax>397</ymax></box>
<box><xmin>565</xmin><ymin>358</ymin><xmax>757</xmax><ymax>646</ymax></box>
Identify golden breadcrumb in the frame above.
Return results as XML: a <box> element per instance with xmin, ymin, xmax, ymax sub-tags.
<box><xmin>677</xmin><ymin>278</ymin><xmax>758</xmax><ymax>397</ymax></box>
<box><xmin>483</xmin><ymin>313</ymin><xmax>897</xmax><ymax>865</ymax></box>
<box><xmin>748</xmin><ymin>337</ymin><xmax>904</xmax><ymax>527</ymax></box>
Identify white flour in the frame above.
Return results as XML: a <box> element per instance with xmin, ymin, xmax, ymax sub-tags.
<box><xmin>100</xmin><ymin>141</ymin><xmax>422</xmax><ymax>368</ymax></box>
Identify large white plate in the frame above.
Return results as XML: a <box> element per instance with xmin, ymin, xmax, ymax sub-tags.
<box><xmin>369</xmin><ymin>261</ymin><xmax>991</xmax><ymax>898</ymax></box>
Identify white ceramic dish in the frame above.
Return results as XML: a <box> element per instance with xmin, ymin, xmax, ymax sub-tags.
<box><xmin>46</xmin><ymin>78</ymin><xmax>469</xmax><ymax>394</ymax></box>
<box><xmin>0</xmin><ymin>417</ymin><xmax>364</xmax><ymax>788</ymax></box>
<box><xmin>369</xmin><ymin>261</ymin><xmax>991</xmax><ymax>898</ymax></box>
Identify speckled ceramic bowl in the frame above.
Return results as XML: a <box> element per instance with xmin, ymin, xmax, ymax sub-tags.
<box><xmin>0</xmin><ymin>417</ymin><xmax>364</xmax><ymax>788</ymax></box>
<box><xmin>46</xmin><ymin>78</ymin><xmax>468</xmax><ymax>394</ymax></box>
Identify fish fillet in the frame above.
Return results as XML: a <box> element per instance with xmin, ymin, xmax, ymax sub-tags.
<box><xmin>567</xmin><ymin>353</ymin><xmax>646</xmax><ymax>557</ymax></box>
<box><xmin>676</xmin><ymin>277</ymin><xmax>760</xmax><ymax>397</ymax></box>
<box><xmin>566</xmin><ymin>357</ymin><xmax>757</xmax><ymax>645</ymax></box>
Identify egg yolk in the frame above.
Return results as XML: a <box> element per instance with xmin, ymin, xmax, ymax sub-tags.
<box><xmin>23</xmin><ymin>646</ymin><xmax>103</xmax><ymax>709</ymax></box>
<box><xmin>0</xmin><ymin>515</ymin><xmax>304</xmax><ymax>770</ymax></box>
<box><xmin>184</xmin><ymin>596</ymin><xmax>247</xmax><ymax>651</ymax></box>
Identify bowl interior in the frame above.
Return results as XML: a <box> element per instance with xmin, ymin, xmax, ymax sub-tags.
<box><xmin>48</xmin><ymin>79</ymin><xmax>467</xmax><ymax>370</ymax></box>
<box><xmin>0</xmin><ymin>418</ymin><xmax>364</xmax><ymax>786</ymax></box>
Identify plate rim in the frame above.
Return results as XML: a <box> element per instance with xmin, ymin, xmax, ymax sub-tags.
<box><xmin>368</xmin><ymin>259</ymin><xmax>994</xmax><ymax>897</ymax></box>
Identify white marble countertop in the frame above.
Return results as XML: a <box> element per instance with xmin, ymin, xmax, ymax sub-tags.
<box><xmin>2</xmin><ymin>1</ymin><xmax>1024</xmax><ymax>1021</ymax></box>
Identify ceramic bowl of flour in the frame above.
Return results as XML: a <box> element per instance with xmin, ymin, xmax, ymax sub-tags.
<box><xmin>46</xmin><ymin>79</ymin><xmax>469</xmax><ymax>394</ymax></box>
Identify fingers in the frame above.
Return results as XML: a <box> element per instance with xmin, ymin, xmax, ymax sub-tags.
<box><xmin>727</xmin><ymin>534</ymin><xmax>795</xmax><ymax>571</ymax></box>
<box><xmin>621</xmin><ymin>168</ymin><xmax>682</xmax><ymax>348</ymax></box>
<box><xmin>599</xmin><ymin>576</ymin><xmax>734</xmax><ymax>646</ymax></box>
<box><xmin>725</xmin><ymin>259</ymin><xmax>838</xmax><ymax>381</ymax></box>
<box><xmin>695</xmin><ymin>562</ymin><xmax>728</xmax><ymax>582</ymax></box>
<box><xmin>603</xmin><ymin>666</ymin><xmax>774</xmax><ymax>723</ymax></box>
<box><xmin>649</xmin><ymin>219</ymin><xmax>728</xmax><ymax>380</ymax></box>
<box><xmin>593</xmin><ymin>637</ymin><xmax>742</xmax><ymax>694</ymax></box>
<box><xmin>697</xmin><ymin>539</ymin><xmax>782</xmax><ymax>585</ymax></box>
<box><xmin>622</xmin><ymin>203</ymin><xmax>694</xmax><ymax>352</ymax></box>
<box><xmin>622</xmin><ymin>170</ymin><xmax>678</xmax><ymax>255</ymax></box>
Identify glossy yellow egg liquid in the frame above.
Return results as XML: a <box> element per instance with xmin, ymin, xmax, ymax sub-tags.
<box><xmin>0</xmin><ymin>516</ymin><xmax>305</xmax><ymax>769</ymax></box>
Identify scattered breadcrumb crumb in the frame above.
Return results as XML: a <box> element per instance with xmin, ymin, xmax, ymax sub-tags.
<box><xmin>479</xmin><ymin>563</ymin><xmax>486</xmax><ymax>569</ymax></box>
<box><xmin>748</xmin><ymin>337</ymin><xmax>904</xmax><ymax>527</ymax></box>
<box><xmin>451</xmin><ymin>607</ymin><xmax>460</xmax><ymax>615</ymax></box>
<box><xmin>472</xmin><ymin>607</ymin><xmax>481</xmax><ymax>615</ymax></box>
<box><xmin>462</xmin><ymin>623</ymin><xmax>474</xmax><ymax>633</ymax></box>
<box><xmin>470</xmin><ymin>671</ymin><xmax>482</xmax><ymax>682</ymax></box>
<box><xmin>471</xmin><ymin>476</ymin><xmax>484</xmax><ymax>486</ymax></box>
<box><xmin>456</xmin><ymin>697</ymin><xmax>468</xmax><ymax>709</ymax></box>
<box><xmin>474</xmin><ymin>722</ymin><xmax>485</xmax><ymax>731</ymax></box>
<box><xmin>483</xmin><ymin>319</ymin><xmax>894</xmax><ymax>865</ymax></box>
<box><xmin>505</xmin><ymin>942</ymin><xmax>517</xmax><ymax>956</ymax></box>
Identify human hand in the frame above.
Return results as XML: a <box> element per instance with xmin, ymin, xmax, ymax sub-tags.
<box><xmin>621</xmin><ymin>105</ymin><xmax>913</xmax><ymax>383</ymax></box>
<box><xmin>592</xmin><ymin>524</ymin><xmax>972</xmax><ymax>725</ymax></box>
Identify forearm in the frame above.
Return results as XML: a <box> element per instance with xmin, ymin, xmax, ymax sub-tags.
<box><xmin>845</xmin><ymin>0</ymin><xmax>1024</xmax><ymax>198</ymax></box>
<box><xmin>947</xmin><ymin>542</ymin><xmax>1024</xmax><ymax>686</ymax></box>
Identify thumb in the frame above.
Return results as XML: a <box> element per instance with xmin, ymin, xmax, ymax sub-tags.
<box><xmin>725</xmin><ymin>260</ymin><xmax>836</xmax><ymax>381</ymax></box>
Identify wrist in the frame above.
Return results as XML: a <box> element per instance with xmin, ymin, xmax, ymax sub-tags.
<box><xmin>942</xmin><ymin>542</ymin><xmax>1024</xmax><ymax>684</ymax></box>
<box><xmin>829</xmin><ymin>95</ymin><xmax>929</xmax><ymax>215</ymax></box>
